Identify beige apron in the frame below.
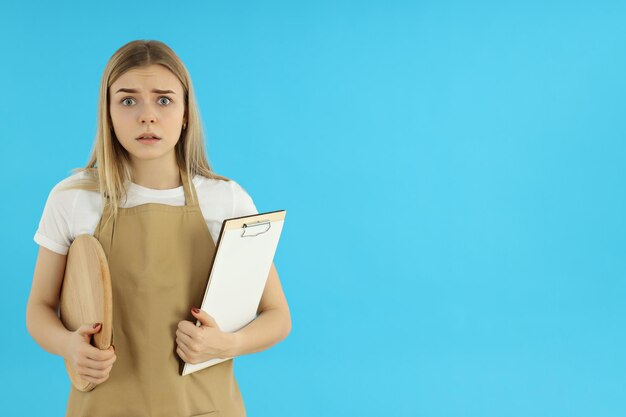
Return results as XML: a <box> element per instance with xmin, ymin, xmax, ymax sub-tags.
<box><xmin>66</xmin><ymin>167</ymin><xmax>246</xmax><ymax>417</ymax></box>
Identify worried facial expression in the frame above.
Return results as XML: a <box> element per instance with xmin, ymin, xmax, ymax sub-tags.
<box><xmin>109</xmin><ymin>64</ymin><xmax>186</xmax><ymax>163</ymax></box>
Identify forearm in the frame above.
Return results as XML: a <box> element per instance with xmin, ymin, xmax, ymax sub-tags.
<box><xmin>228</xmin><ymin>308</ymin><xmax>291</xmax><ymax>357</ymax></box>
<box><xmin>26</xmin><ymin>303</ymin><xmax>72</xmax><ymax>359</ymax></box>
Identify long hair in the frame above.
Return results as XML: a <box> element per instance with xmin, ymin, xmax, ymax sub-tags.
<box><xmin>58</xmin><ymin>39</ymin><xmax>229</xmax><ymax>221</ymax></box>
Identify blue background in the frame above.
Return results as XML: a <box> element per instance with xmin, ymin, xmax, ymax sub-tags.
<box><xmin>2</xmin><ymin>1</ymin><xmax>625</xmax><ymax>416</ymax></box>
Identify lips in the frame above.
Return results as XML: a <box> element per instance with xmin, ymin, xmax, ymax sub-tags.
<box><xmin>136</xmin><ymin>133</ymin><xmax>161</xmax><ymax>140</ymax></box>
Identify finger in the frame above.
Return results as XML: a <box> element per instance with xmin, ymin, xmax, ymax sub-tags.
<box><xmin>80</xmin><ymin>375</ymin><xmax>104</xmax><ymax>385</ymax></box>
<box><xmin>177</xmin><ymin>335</ymin><xmax>200</xmax><ymax>355</ymax></box>
<box><xmin>178</xmin><ymin>320</ymin><xmax>200</xmax><ymax>337</ymax></box>
<box><xmin>76</xmin><ymin>355</ymin><xmax>113</xmax><ymax>373</ymax></box>
<box><xmin>81</xmin><ymin>372</ymin><xmax>110</xmax><ymax>385</ymax></box>
<box><xmin>84</xmin><ymin>354</ymin><xmax>116</xmax><ymax>371</ymax></box>
<box><xmin>176</xmin><ymin>346</ymin><xmax>190</xmax><ymax>362</ymax></box>
<box><xmin>85</xmin><ymin>345</ymin><xmax>115</xmax><ymax>361</ymax></box>
<box><xmin>78</xmin><ymin>364</ymin><xmax>112</xmax><ymax>380</ymax></box>
<box><xmin>191</xmin><ymin>308</ymin><xmax>218</xmax><ymax>328</ymax></box>
<box><xmin>80</xmin><ymin>368</ymin><xmax>110</xmax><ymax>380</ymax></box>
<box><xmin>77</xmin><ymin>323</ymin><xmax>102</xmax><ymax>337</ymax></box>
<box><xmin>176</xmin><ymin>329</ymin><xmax>194</xmax><ymax>348</ymax></box>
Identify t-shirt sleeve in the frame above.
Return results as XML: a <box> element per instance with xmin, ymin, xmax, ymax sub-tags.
<box><xmin>230</xmin><ymin>180</ymin><xmax>258</xmax><ymax>218</ymax></box>
<box><xmin>33</xmin><ymin>182</ymin><xmax>77</xmax><ymax>255</ymax></box>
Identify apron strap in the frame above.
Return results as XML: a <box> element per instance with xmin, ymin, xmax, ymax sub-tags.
<box><xmin>180</xmin><ymin>167</ymin><xmax>199</xmax><ymax>207</ymax></box>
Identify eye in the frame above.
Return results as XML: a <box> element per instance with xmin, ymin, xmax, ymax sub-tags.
<box><xmin>158</xmin><ymin>96</ymin><xmax>172</xmax><ymax>105</ymax></box>
<box><xmin>121</xmin><ymin>97</ymin><xmax>135</xmax><ymax>106</ymax></box>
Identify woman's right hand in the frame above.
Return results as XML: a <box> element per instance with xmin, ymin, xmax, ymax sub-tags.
<box><xmin>64</xmin><ymin>323</ymin><xmax>117</xmax><ymax>386</ymax></box>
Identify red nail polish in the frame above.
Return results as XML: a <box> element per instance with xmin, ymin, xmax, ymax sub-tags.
<box><xmin>93</xmin><ymin>323</ymin><xmax>101</xmax><ymax>329</ymax></box>
<box><xmin>192</xmin><ymin>308</ymin><xmax>200</xmax><ymax>314</ymax></box>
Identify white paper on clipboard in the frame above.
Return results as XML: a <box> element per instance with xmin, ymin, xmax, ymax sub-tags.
<box><xmin>181</xmin><ymin>209</ymin><xmax>286</xmax><ymax>376</ymax></box>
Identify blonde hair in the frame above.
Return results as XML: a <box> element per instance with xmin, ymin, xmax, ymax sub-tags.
<box><xmin>58</xmin><ymin>39</ymin><xmax>229</xmax><ymax>222</ymax></box>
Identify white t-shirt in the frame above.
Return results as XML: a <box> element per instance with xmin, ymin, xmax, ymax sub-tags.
<box><xmin>33</xmin><ymin>171</ymin><xmax>258</xmax><ymax>256</ymax></box>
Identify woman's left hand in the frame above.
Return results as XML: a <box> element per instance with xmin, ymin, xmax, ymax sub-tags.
<box><xmin>176</xmin><ymin>308</ymin><xmax>235</xmax><ymax>364</ymax></box>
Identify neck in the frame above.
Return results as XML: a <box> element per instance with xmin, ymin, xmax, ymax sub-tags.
<box><xmin>129</xmin><ymin>155</ymin><xmax>182</xmax><ymax>190</ymax></box>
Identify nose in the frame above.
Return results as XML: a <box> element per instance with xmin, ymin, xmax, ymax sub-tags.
<box><xmin>139</xmin><ymin>104</ymin><xmax>157</xmax><ymax>124</ymax></box>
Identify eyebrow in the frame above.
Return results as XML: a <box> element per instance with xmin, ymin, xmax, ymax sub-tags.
<box><xmin>114</xmin><ymin>88</ymin><xmax>176</xmax><ymax>94</ymax></box>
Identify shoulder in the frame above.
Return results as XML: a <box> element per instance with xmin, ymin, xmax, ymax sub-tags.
<box><xmin>46</xmin><ymin>170</ymin><xmax>89</xmax><ymax>203</ymax></box>
<box><xmin>52</xmin><ymin>169</ymin><xmax>97</xmax><ymax>191</ymax></box>
<box><xmin>44</xmin><ymin>170</ymin><xmax>102</xmax><ymax>217</ymax></box>
<box><xmin>35</xmin><ymin>171</ymin><xmax>97</xmax><ymax>255</ymax></box>
<box><xmin>194</xmin><ymin>175</ymin><xmax>252</xmax><ymax>198</ymax></box>
<box><xmin>194</xmin><ymin>175</ymin><xmax>258</xmax><ymax>217</ymax></box>
<box><xmin>51</xmin><ymin>169</ymin><xmax>98</xmax><ymax>198</ymax></box>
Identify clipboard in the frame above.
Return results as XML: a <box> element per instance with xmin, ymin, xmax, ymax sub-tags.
<box><xmin>182</xmin><ymin>209</ymin><xmax>287</xmax><ymax>376</ymax></box>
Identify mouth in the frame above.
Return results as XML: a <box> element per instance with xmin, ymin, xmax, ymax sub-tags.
<box><xmin>136</xmin><ymin>133</ymin><xmax>161</xmax><ymax>140</ymax></box>
<box><xmin>136</xmin><ymin>132</ymin><xmax>161</xmax><ymax>145</ymax></box>
<box><xmin>136</xmin><ymin>136</ymin><xmax>161</xmax><ymax>145</ymax></box>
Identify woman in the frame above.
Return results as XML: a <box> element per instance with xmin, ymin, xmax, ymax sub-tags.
<box><xmin>26</xmin><ymin>39</ymin><xmax>291</xmax><ymax>417</ymax></box>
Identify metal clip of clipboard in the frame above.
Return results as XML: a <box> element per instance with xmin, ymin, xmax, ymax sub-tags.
<box><xmin>241</xmin><ymin>220</ymin><xmax>271</xmax><ymax>237</ymax></box>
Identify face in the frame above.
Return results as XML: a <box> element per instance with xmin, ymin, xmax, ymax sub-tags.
<box><xmin>109</xmin><ymin>64</ymin><xmax>186</xmax><ymax>164</ymax></box>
